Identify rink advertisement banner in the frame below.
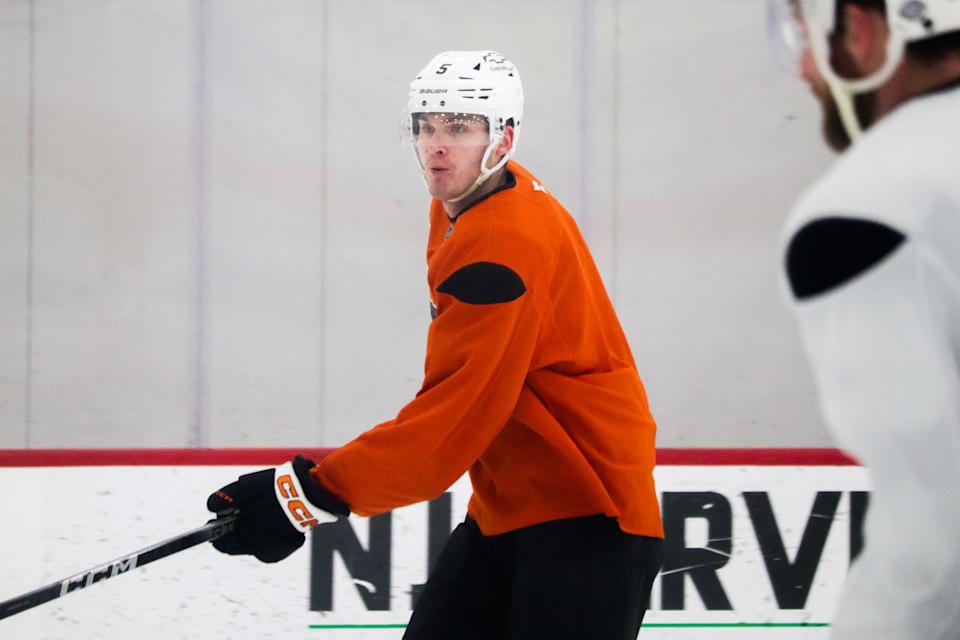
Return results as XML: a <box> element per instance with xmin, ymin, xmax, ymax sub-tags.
<box><xmin>0</xmin><ymin>449</ymin><xmax>867</xmax><ymax>639</ymax></box>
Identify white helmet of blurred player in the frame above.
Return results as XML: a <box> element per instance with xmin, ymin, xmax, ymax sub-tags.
<box><xmin>768</xmin><ymin>0</ymin><xmax>960</xmax><ymax>140</ymax></box>
<box><xmin>404</xmin><ymin>51</ymin><xmax>524</xmax><ymax>202</ymax></box>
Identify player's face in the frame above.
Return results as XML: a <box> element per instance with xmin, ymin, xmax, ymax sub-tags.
<box><xmin>768</xmin><ymin>0</ymin><xmax>849</xmax><ymax>150</ymax></box>
<box><xmin>415</xmin><ymin>113</ymin><xmax>491</xmax><ymax>201</ymax></box>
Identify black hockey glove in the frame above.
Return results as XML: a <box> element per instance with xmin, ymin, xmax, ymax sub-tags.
<box><xmin>207</xmin><ymin>455</ymin><xmax>349</xmax><ymax>563</ymax></box>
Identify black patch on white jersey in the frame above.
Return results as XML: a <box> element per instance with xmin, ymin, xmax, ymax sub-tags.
<box><xmin>436</xmin><ymin>261</ymin><xmax>526</xmax><ymax>304</ymax></box>
<box><xmin>786</xmin><ymin>217</ymin><xmax>906</xmax><ymax>300</ymax></box>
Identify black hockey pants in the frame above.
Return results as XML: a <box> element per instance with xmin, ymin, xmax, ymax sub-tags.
<box><xmin>402</xmin><ymin>514</ymin><xmax>663</xmax><ymax>640</ymax></box>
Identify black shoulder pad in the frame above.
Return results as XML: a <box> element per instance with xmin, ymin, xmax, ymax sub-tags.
<box><xmin>437</xmin><ymin>261</ymin><xmax>526</xmax><ymax>304</ymax></box>
<box><xmin>786</xmin><ymin>217</ymin><xmax>906</xmax><ymax>300</ymax></box>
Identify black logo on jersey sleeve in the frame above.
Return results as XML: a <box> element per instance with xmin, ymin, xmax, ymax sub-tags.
<box><xmin>786</xmin><ymin>217</ymin><xmax>906</xmax><ymax>300</ymax></box>
<box><xmin>436</xmin><ymin>261</ymin><xmax>526</xmax><ymax>305</ymax></box>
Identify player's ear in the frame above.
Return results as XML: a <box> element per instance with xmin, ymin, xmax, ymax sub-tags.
<box><xmin>837</xmin><ymin>3</ymin><xmax>889</xmax><ymax>72</ymax></box>
<box><xmin>496</xmin><ymin>125</ymin><xmax>515</xmax><ymax>159</ymax></box>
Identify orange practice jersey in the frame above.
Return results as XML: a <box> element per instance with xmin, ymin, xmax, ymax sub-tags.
<box><xmin>313</xmin><ymin>161</ymin><xmax>663</xmax><ymax>538</ymax></box>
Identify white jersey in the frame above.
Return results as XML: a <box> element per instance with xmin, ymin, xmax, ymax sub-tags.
<box><xmin>783</xmin><ymin>83</ymin><xmax>960</xmax><ymax>640</ymax></box>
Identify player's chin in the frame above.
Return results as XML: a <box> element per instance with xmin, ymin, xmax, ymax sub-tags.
<box><xmin>427</xmin><ymin>178</ymin><xmax>461</xmax><ymax>201</ymax></box>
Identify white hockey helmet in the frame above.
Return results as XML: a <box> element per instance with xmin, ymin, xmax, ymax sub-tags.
<box><xmin>404</xmin><ymin>51</ymin><xmax>524</xmax><ymax>202</ymax></box>
<box><xmin>768</xmin><ymin>0</ymin><xmax>960</xmax><ymax>140</ymax></box>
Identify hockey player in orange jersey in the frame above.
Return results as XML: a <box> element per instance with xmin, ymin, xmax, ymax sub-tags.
<box><xmin>207</xmin><ymin>50</ymin><xmax>663</xmax><ymax>639</ymax></box>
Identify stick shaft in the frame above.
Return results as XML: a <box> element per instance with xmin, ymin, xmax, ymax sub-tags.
<box><xmin>0</xmin><ymin>514</ymin><xmax>239</xmax><ymax>620</ymax></box>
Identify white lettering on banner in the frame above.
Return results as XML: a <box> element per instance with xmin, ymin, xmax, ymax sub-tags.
<box><xmin>309</xmin><ymin>467</ymin><xmax>871</xmax><ymax>631</ymax></box>
<box><xmin>0</xmin><ymin>463</ymin><xmax>869</xmax><ymax>638</ymax></box>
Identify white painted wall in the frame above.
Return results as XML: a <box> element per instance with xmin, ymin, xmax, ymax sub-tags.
<box><xmin>0</xmin><ymin>0</ymin><xmax>836</xmax><ymax>449</ymax></box>
<box><xmin>0</xmin><ymin>0</ymin><xmax>32</xmax><ymax>448</ymax></box>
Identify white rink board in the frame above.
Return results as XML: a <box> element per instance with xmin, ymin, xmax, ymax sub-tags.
<box><xmin>0</xmin><ymin>464</ymin><xmax>869</xmax><ymax>639</ymax></box>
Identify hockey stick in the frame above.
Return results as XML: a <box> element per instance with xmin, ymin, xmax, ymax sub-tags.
<box><xmin>0</xmin><ymin>513</ymin><xmax>239</xmax><ymax>620</ymax></box>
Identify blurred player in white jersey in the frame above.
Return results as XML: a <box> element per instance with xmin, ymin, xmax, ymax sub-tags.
<box><xmin>767</xmin><ymin>0</ymin><xmax>960</xmax><ymax>637</ymax></box>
